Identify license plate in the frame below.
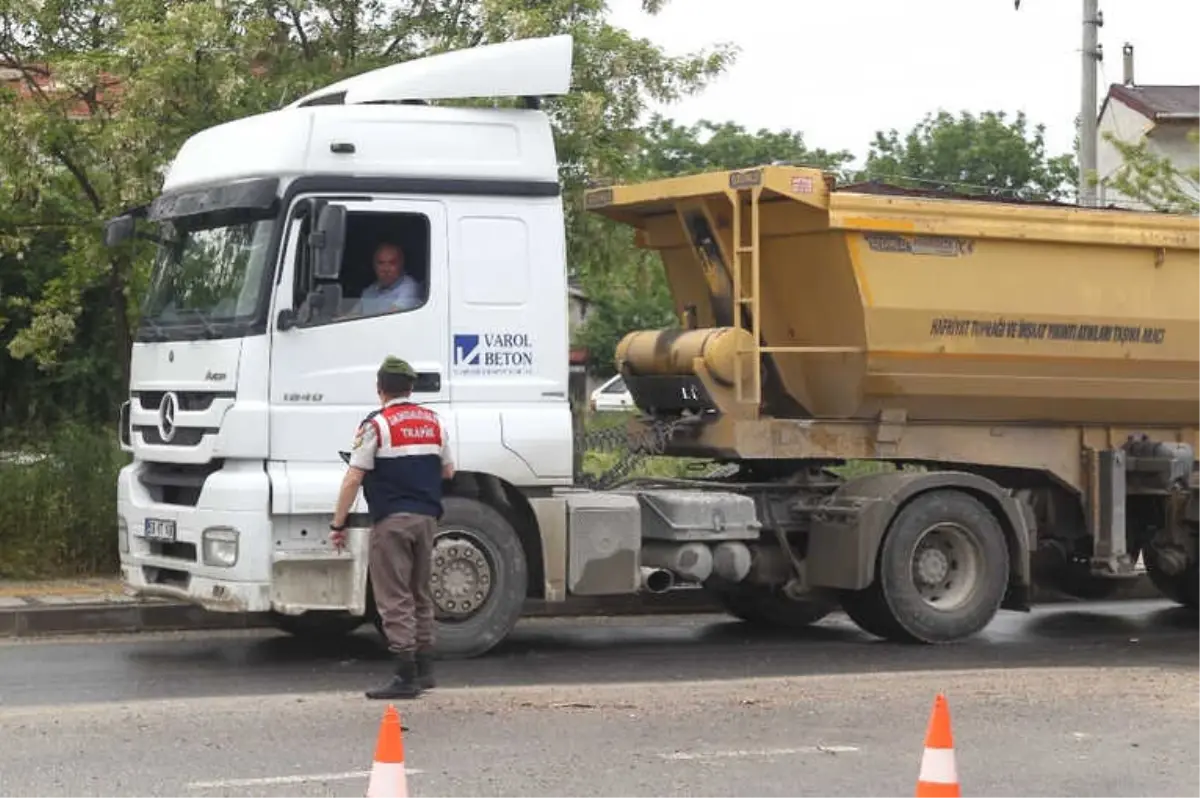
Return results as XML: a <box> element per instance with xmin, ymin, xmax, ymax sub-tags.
<box><xmin>144</xmin><ymin>518</ymin><xmax>177</xmax><ymax>542</ymax></box>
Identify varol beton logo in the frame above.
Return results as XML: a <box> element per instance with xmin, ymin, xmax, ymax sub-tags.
<box><xmin>453</xmin><ymin>332</ymin><xmax>534</xmax><ymax>376</ymax></box>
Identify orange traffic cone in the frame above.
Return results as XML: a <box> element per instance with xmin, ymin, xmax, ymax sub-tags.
<box><xmin>367</xmin><ymin>705</ymin><xmax>408</xmax><ymax>798</ymax></box>
<box><xmin>916</xmin><ymin>694</ymin><xmax>960</xmax><ymax>797</ymax></box>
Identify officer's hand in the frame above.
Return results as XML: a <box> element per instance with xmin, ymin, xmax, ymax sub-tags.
<box><xmin>330</xmin><ymin>525</ymin><xmax>348</xmax><ymax>551</ymax></box>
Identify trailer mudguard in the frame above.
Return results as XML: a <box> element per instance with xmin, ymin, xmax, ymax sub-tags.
<box><xmin>805</xmin><ymin>469</ymin><xmax>1035</xmax><ymax>611</ymax></box>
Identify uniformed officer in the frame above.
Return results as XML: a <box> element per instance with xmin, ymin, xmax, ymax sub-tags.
<box><xmin>330</xmin><ymin>356</ymin><xmax>455</xmax><ymax>700</ymax></box>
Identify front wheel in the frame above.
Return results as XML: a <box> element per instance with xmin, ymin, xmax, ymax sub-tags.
<box><xmin>373</xmin><ymin>496</ymin><xmax>528</xmax><ymax>659</ymax></box>
<box><xmin>840</xmin><ymin>490</ymin><xmax>1010</xmax><ymax>643</ymax></box>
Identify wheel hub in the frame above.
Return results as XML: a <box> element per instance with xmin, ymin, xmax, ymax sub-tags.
<box><xmin>431</xmin><ymin>535</ymin><xmax>493</xmax><ymax>619</ymax></box>
<box><xmin>916</xmin><ymin>547</ymin><xmax>951</xmax><ymax>585</ymax></box>
<box><xmin>910</xmin><ymin>523</ymin><xmax>981</xmax><ymax>611</ymax></box>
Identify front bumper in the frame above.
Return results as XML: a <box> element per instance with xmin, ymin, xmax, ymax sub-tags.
<box><xmin>117</xmin><ymin>460</ymin><xmax>273</xmax><ymax>613</ymax></box>
<box><xmin>120</xmin><ymin>564</ymin><xmax>272</xmax><ymax>613</ymax></box>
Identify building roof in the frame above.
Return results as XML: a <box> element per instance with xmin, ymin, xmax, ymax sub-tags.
<box><xmin>1100</xmin><ymin>83</ymin><xmax>1199</xmax><ymax>122</ymax></box>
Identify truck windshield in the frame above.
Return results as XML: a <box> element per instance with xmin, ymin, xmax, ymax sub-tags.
<box><xmin>138</xmin><ymin>217</ymin><xmax>276</xmax><ymax>341</ymax></box>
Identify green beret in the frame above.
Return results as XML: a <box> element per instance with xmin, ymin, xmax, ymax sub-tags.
<box><xmin>378</xmin><ymin>356</ymin><xmax>416</xmax><ymax>378</ymax></box>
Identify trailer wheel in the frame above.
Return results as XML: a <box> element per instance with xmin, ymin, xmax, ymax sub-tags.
<box><xmin>844</xmin><ymin>490</ymin><xmax>1009</xmax><ymax>643</ymax></box>
<box><xmin>715</xmin><ymin>585</ymin><xmax>836</xmax><ymax>631</ymax></box>
<box><xmin>372</xmin><ymin>496</ymin><xmax>527</xmax><ymax>660</ymax></box>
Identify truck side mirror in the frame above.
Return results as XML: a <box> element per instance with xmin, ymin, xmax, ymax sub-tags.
<box><xmin>277</xmin><ymin>308</ymin><xmax>297</xmax><ymax>331</ymax></box>
<box><xmin>104</xmin><ymin>215</ymin><xmax>135</xmax><ymax>248</ymax></box>
<box><xmin>309</xmin><ymin>204</ymin><xmax>346</xmax><ymax>281</ymax></box>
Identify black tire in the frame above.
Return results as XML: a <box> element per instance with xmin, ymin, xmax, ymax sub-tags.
<box><xmin>838</xmin><ymin>587</ymin><xmax>909</xmax><ymax>640</ymax></box>
<box><xmin>376</xmin><ymin>496</ymin><xmax>527</xmax><ymax>659</ymax></box>
<box><xmin>1144</xmin><ymin>552</ymin><xmax>1199</xmax><ymax>609</ymax></box>
<box><xmin>842</xmin><ymin>489</ymin><xmax>1010</xmax><ymax>643</ymax></box>
<box><xmin>270</xmin><ymin>610</ymin><xmax>365</xmax><ymax>639</ymax></box>
<box><xmin>715</xmin><ymin>584</ymin><xmax>836</xmax><ymax>631</ymax></box>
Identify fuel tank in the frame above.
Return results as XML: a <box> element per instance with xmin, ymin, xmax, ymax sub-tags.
<box><xmin>588</xmin><ymin>166</ymin><xmax>1199</xmax><ymax>426</ymax></box>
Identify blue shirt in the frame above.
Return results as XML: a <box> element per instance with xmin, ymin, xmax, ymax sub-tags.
<box><xmin>356</xmin><ymin>275</ymin><xmax>423</xmax><ymax>316</ymax></box>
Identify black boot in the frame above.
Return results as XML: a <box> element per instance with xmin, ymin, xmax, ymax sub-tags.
<box><xmin>415</xmin><ymin>651</ymin><xmax>436</xmax><ymax>690</ymax></box>
<box><xmin>366</xmin><ymin>651</ymin><xmax>422</xmax><ymax>700</ymax></box>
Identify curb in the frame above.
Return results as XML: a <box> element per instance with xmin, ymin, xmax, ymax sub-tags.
<box><xmin>0</xmin><ymin>574</ymin><xmax>1166</xmax><ymax>640</ymax></box>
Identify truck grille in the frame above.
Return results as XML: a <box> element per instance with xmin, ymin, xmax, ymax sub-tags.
<box><xmin>135</xmin><ymin>426</ymin><xmax>212</xmax><ymax>447</ymax></box>
<box><xmin>138</xmin><ymin>461</ymin><xmax>222</xmax><ymax>506</ymax></box>
<box><xmin>131</xmin><ymin>390</ymin><xmax>229</xmax><ymax>447</ymax></box>
<box><xmin>134</xmin><ymin>391</ymin><xmax>232</xmax><ymax>412</ymax></box>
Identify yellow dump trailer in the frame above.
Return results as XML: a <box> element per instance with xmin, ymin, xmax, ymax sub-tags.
<box><xmin>584</xmin><ymin>165</ymin><xmax>1199</xmax><ymax>642</ymax></box>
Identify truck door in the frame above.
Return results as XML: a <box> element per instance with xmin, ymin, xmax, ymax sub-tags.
<box><xmin>268</xmin><ymin>196</ymin><xmax>451</xmax><ymax>512</ymax></box>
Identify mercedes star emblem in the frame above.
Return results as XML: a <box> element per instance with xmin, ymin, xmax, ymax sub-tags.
<box><xmin>158</xmin><ymin>391</ymin><xmax>179</xmax><ymax>443</ymax></box>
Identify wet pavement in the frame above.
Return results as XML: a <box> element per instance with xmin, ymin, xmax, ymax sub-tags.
<box><xmin>0</xmin><ymin>599</ymin><xmax>1194</xmax><ymax>709</ymax></box>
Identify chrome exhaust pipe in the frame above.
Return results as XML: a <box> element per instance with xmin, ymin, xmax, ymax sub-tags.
<box><xmin>641</xmin><ymin>542</ymin><xmax>714</xmax><ymax>584</ymax></box>
<box><xmin>640</xmin><ymin>566</ymin><xmax>674</xmax><ymax>594</ymax></box>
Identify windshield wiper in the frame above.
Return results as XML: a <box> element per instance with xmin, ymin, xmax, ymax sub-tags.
<box><xmin>174</xmin><ymin>308</ymin><xmax>223</xmax><ymax>339</ymax></box>
<box><xmin>137</xmin><ymin>316</ymin><xmax>169</xmax><ymax>342</ymax></box>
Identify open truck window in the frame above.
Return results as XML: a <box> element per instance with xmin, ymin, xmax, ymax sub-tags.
<box><xmin>290</xmin><ymin>208</ymin><xmax>432</xmax><ymax>326</ymax></box>
<box><xmin>337</xmin><ymin>210</ymin><xmax>431</xmax><ymax>320</ymax></box>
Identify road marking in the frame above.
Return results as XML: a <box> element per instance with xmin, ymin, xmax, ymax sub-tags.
<box><xmin>659</xmin><ymin>745</ymin><xmax>859</xmax><ymax>761</ymax></box>
<box><xmin>186</xmin><ymin>769</ymin><xmax>424</xmax><ymax>789</ymax></box>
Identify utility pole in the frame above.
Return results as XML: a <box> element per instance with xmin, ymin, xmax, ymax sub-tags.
<box><xmin>1080</xmin><ymin>0</ymin><xmax>1104</xmax><ymax>207</ymax></box>
<box><xmin>1015</xmin><ymin>1</ymin><xmax>1104</xmax><ymax>206</ymax></box>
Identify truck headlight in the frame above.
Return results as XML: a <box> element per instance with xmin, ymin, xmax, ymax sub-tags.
<box><xmin>118</xmin><ymin>516</ymin><xmax>129</xmax><ymax>554</ymax></box>
<box><xmin>202</xmin><ymin>527</ymin><xmax>239</xmax><ymax>567</ymax></box>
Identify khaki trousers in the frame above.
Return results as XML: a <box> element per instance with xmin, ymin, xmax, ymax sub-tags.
<box><xmin>370</xmin><ymin>512</ymin><xmax>437</xmax><ymax>654</ymax></box>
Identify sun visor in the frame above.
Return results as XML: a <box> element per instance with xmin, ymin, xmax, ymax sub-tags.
<box><xmin>148</xmin><ymin>177</ymin><xmax>281</xmax><ymax>223</ymax></box>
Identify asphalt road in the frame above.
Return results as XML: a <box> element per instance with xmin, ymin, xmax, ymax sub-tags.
<box><xmin>0</xmin><ymin>600</ymin><xmax>1195</xmax><ymax>797</ymax></box>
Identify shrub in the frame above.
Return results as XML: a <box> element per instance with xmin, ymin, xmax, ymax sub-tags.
<box><xmin>0</xmin><ymin>423</ymin><xmax>128</xmax><ymax>579</ymax></box>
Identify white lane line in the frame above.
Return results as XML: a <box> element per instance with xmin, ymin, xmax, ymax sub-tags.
<box><xmin>186</xmin><ymin>769</ymin><xmax>424</xmax><ymax>789</ymax></box>
<box><xmin>660</xmin><ymin>745</ymin><xmax>859</xmax><ymax>761</ymax></box>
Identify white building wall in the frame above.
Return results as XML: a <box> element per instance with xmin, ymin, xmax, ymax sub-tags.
<box><xmin>1097</xmin><ymin>97</ymin><xmax>1199</xmax><ymax>212</ymax></box>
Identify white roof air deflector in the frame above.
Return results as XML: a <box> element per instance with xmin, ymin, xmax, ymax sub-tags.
<box><xmin>288</xmin><ymin>34</ymin><xmax>574</xmax><ymax>108</ymax></box>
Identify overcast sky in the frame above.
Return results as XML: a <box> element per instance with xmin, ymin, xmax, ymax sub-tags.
<box><xmin>606</xmin><ymin>0</ymin><xmax>1200</xmax><ymax>166</ymax></box>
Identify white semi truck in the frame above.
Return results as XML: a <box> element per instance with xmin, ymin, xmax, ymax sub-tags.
<box><xmin>110</xmin><ymin>36</ymin><xmax>585</xmax><ymax>657</ymax></box>
<box><xmin>107</xmin><ymin>34</ymin><xmax>1199</xmax><ymax>659</ymax></box>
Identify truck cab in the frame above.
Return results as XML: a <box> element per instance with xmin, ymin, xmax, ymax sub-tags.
<box><xmin>109</xmin><ymin>35</ymin><xmax>579</xmax><ymax>656</ymax></box>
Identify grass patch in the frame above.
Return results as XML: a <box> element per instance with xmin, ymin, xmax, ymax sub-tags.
<box><xmin>0</xmin><ymin>423</ymin><xmax>128</xmax><ymax>579</ymax></box>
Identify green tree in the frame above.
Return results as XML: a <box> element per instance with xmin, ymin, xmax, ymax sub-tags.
<box><xmin>858</xmin><ymin>110</ymin><xmax>1076</xmax><ymax>201</ymax></box>
<box><xmin>635</xmin><ymin>114</ymin><xmax>854</xmax><ymax>178</ymax></box>
<box><xmin>0</xmin><ymin>0</ymin><xmax>734</xmax><ymax>426</ymax></box>
<box><xmin>1099</xmin><ymin>128</ymin><xmax>1200</xmax><ymax>214</ymax></box>
<box><xmin>0</xmin><ymin>0</ymin><xmax>286</xmax><ymax>411</ymax></box>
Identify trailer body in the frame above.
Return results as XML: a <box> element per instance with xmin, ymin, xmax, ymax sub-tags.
<box><xmin>579</xmin><ymin>166</ymin><xmax>1198</xmax><ymax>637</ymax></box>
